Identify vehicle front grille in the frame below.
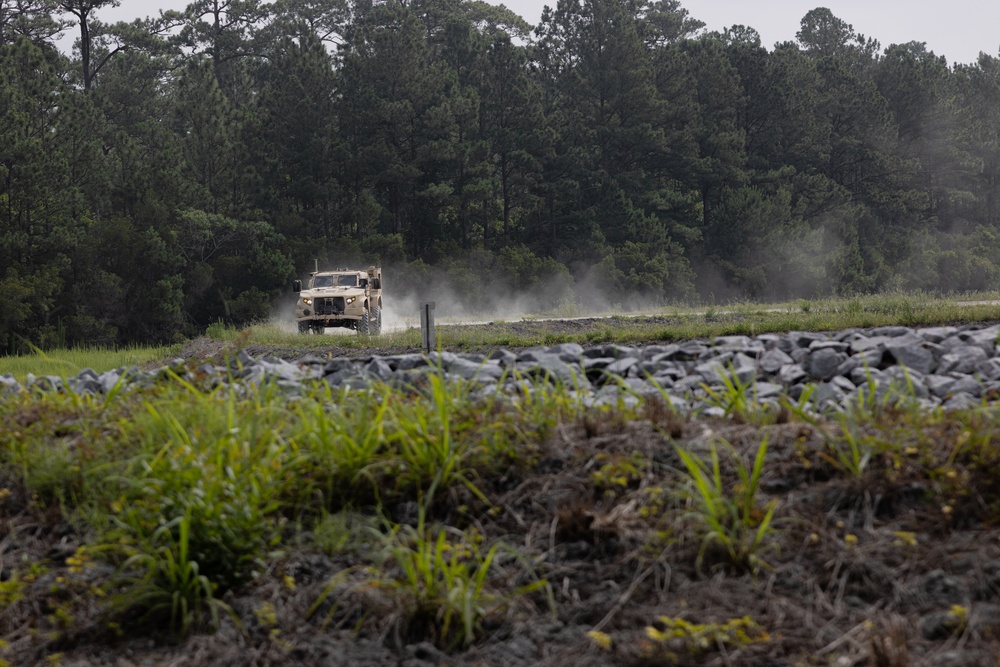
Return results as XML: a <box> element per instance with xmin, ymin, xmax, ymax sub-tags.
<box><xmin>316</xmin><ymin>297</ymin><xmax>345</xmax><ymax>315</ymax></box>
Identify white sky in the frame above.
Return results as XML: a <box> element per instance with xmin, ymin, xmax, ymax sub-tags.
<box><xmin>100</xmin><ymin>0</ymin><xmax>1000</xmax><ymax>66</ymax></box>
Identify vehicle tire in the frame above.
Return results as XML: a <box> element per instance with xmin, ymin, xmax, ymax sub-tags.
<box><xmin>370</xmin><ymin>306</ymin><xmax>382</xmax><ymax>335</ymax></box>
<box><xmin>358</xmin><ymin>310</ymin><xmax>371</xmax><ymax>335</ymax></box>
<box><xmin>298</xmin><ymin>321</ymin><xmax>310</xmax><ymax>334</ymax></box>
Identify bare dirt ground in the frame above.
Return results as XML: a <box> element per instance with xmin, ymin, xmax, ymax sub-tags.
<box><xmin>6</xmin><ymin>320</ymin><xmax>1000</xmax><ymax>666</ymax></box>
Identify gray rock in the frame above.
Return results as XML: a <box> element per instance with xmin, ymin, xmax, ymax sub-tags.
<box><xmin>806</xmin><ymin>348</ymin><xmax>848</xmax><ymax>381</ymax></box>
<box><xmin>604</xmin><ymin>357</ymin><xmax>639</xmax><ymax>376</ymax></box>
<box><xmin>787</xmin><ymin>331</ymin><xmax>827</xmax><ymax>348</ymax></box>
<box><xmin>694</xmin><ymin>360</ymin><xmax>729</xmax><ymax>385</ymax></box>
<box><xmin>884</xmin><ymin>342</ymin><xmax>935</xmax><ymax>375</ymax></box>
<box><xmin>759</xmin><ymin>347</ymin><xmax>793</xmax><ymax>374</ymax></box>
<box><xmin>918</xmin><ymin>326</ymin><xmax>958</xmax><ymax>344</ymax></box>
<box><xmin>487</xmin><ymin>349</ymin><xmax>516</xmax><ymax>365</ymax></box>
<box><xmin>790</xmin><ymin>346</ymin><xmax>811</xmax><ymax>364</ymax></box>
<box><xmin>713</xmin><ymin>334</ymin><xmax>754</xmax><ymax>348</ymax></box>
<box><xmin>960</xmin><ymin>325</ymin><xmax>1000</xmax><ymax>353</ymax></box>
<box><xmin>363</xmin><ymin>357</ymin><xmax>394</xmax><ymax>381</ymax></box>
<box><xmin>871</xmin><ymin>325</ymin><xmax>915</xmax><ymax>337</ymax></box>
<box><xmin>520</xmin><ymin>355</ymin><xmax>583</xmax><ymax>385</ymax></box>
<box><xmin>778</xmin><ymin>364</ymin><xmax>808</xmax><ymax>385</ymax></box>
<box><xmin>811</xmin><ymin>381</ymin><xmax>847</xmax><ymax>409</ymax></box>
<box><xmin>809</xmin><ymin>340</ymin><xmax>850</xmax><ymax>353</ymax></box>
<box><xmin>447</xmin><ymin>358</ymin><xmax>504</xmax><ymax>382</ymax></box>
<box><xmin>674</xmin><ymin>374</ymin><xmax>707</xmax><ymax>393</ymax></box>
<box><xmin>948</xmin><ymin>375</ymin><xmax>982</xmax><ymax>397</ymax></box>
<box><xmin>849</xmin><ymin>365</ymin><xmax>885</xmax><ymax>386</ymax></box>
<box><xmin>944</xmin><ymin>392</ymin><xmax>980</xmax><ymax>410</ymax></box>
<box><xmin>664</xmin><ymin>341</ymin><xmax>709</xmax><ymax>361</ymax></box>
<box><xmin>641</xmin><ymin>344</ymin><xmax>678</xmax><ymax>360</ymax></box>
<box><xmin>830</xmin><ymin>375</ymin><xmax>856</xmax><ymax>393</ymax></box>
<box><xmin>70</xmin><ymin>377</ymin><xmax>102</xmax><ymax>395</ymax></box>
<box><xmin>939</xmin><ymin>345</ymin><xmax>989</xmax><ymax>374</ymax></box>
<box><xmin>976</xmin><ymin>357</ymin><xmax>1000</xmax><ymax>381</ymax></box>
<box><xmin>753</xmin><ymin>382</ymin><xmax>782</xmax><ymax>400</ymax></box>
<box><xmin>583</xmin><ymin>344</ymin><xmax>638</xmax><ymax>359</ymax></box>
<box><xmin>849</xmin><ymin>334</ymin><xmax>889</xmax><ymax>354</ymax></box>
<box><xmin>546</xmin><ymin>342</ymin><xmax>585</xmax><ymax>362</ymax></box>
<box><xmin>926</xmin><ymin>374</ymin><xmax>957</xmax><ymax>398</ymax></box>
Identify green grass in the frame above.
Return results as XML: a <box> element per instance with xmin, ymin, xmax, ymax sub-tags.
<box><xmin>203</xmin><ymin>292</ymin><xmax>1000</xmax><ymax>354</ymax></box>
<box><xmin>0</xmin><ymin>344</ymin><xmax>174</xmax><ymax>383</ymax></box>
<box><xmin>675</xmin><ymin>437</ymin><xmax>778</xmax><ymax>575</ymax></box>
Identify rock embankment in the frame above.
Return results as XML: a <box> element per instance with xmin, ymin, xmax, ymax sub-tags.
<box><xmin>5</xmin><ymin>323</ymin><xmax>1000</xmax><ymax>412</ymax></box>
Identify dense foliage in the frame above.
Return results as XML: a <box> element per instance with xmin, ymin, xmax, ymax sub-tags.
<box><xmin>3</xmin><ymin>0</ymin><xmax>1000</xmax><ymax>351</ymax></box>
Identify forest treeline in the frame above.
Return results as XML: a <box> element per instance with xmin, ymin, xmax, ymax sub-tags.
<box><xmin>3</xmin><ymin>0</ymin><xmax>1000</xmax><ymax>350</ymax></box>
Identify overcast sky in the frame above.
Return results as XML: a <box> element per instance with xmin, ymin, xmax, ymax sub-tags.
<box><xmin>99</xmin><ymin>0</ymin><xmax>1000</xmax><ymax>66</ymax></box>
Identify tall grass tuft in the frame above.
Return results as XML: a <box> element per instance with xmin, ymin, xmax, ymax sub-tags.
<box><xmin>675</xmin><ymin>437</ymin><xmax>778</xmax><ymax>574</ymax></box>
<box><xmin>378</xmin><ymin>502</ymin><xmax>548</xmax><ymax>650</ymax></box>
<box><xmin>112</xmin><ymin>508</ymin><xmax>237</xmax><ymax>638</ymax></box>
<box><xmin>112</xmin><ymin>381</ymin><xmax>289</xmax><ymax>590</ymax></box>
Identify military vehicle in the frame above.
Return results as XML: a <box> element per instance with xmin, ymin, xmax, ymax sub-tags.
<box><xmin>292</xmin><ymin>266</ymin><xmax>383</xmax><ymax>335</ymax></box>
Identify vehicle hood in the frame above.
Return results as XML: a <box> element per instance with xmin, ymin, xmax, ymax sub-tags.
<box><xmin>300</xmin><ymin>286</ymin><xmax>366</xmax><ymax>298</ymax></box>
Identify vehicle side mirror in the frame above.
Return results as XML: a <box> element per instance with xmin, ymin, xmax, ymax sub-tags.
<box><xmin>360</xmin><ymin>278</ymin><xmax>368</xmax><ymax>288</ymax></box>
<box><xmin>372</xmin><ymin>278</ymin><xmax>381</xmax><ymax>289</ymax></box>
<box><xmin>293</xmin><ymin>280</ymin><xmax>301</xmax><ymax>293</ymax></box>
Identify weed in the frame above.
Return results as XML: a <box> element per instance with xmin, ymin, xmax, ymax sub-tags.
<box><xmin>0</xmin><ymin>576</ymin><xmax>26</xmax><ymax>611</ymax></box>
<box><xmin>674</xmin><ymin>437</ymin><xmax>778</xmax><ymax>574</ymax></box>
<box><xmin>377</xmin><ymin>505</ymin><xmax>548</xmax><ymax>650</ymax></box>
<box><xmin>389</xmin><ymin>373</ymin><xmax>488</xmax><ymax>503</ymax></box>
<box><xmin>639</xmin><ymin>394</ymin><xmax>686</xmax><ymax>438</ymax></box>
<box><xmin>700</xmin><ymin>364</ymin><xmax>767</xmax><ymax>424</ymax></box>
<box><xmin>820</xmin><ymin>414</ymin><xmax>876</xmax><ymax>478</ymax></box>
<box><xmin>590</xmin><ymin>451</ymin><xmax>647</xmax><ymax>499</ymax></box>
<box><xmin>291</xmin><ymin>384</ymin><xmax>394</xmax><ymax>508</ymax></box>
<box><xmin>313</xmin><ymin>510</ymin><xmax>383</xmax><ymax>558</ymax></box>
<box><xmin>112</xmin><ymin>509</ymin><xmax>237</xmax><ymax>638</ymax></box>
<box><xmin>114</xmin><ymin>389</ymin><xmax>286</xmax><ymax>590</ymax></box>
<box><xmin>581</xmin><ymin>407</ymin><xmax>628</xmax><ymax>438</ymax></box>
<box><xmin>643</xmin><ymin>615</ymin><xmax>770</xmax><ymax>661</ymax></box>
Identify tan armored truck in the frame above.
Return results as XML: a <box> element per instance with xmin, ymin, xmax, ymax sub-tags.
<box><xmin>293</xmin><ymin>266</ymin><xmax>383</xmax><ymax>334</ymax></box>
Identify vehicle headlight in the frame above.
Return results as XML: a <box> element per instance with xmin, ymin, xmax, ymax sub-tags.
<box><xmin>346</xmin><ymin>297</ymin><xmax>356</xmax><ymax>305</ymax></box>
<box><xmin>302</xmin><ymin>298</ymin><xmax>311</xmax><ymax>305</ymax></box>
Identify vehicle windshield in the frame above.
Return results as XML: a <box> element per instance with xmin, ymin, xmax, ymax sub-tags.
<box><xmin>337</xmin><ymin>275</ymin><xmax>357</xmax><ymax>286</ymax></box>
<box><xmin>313</xmin><ymin>275</ymin><xmax>334</xmax><ymax>288</ymax></box>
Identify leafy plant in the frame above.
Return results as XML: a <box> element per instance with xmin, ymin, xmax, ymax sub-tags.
<box><xmin>674</xmin><ymin>437</ymin><xmax>778</xmax><ymax>574</ymax></box>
